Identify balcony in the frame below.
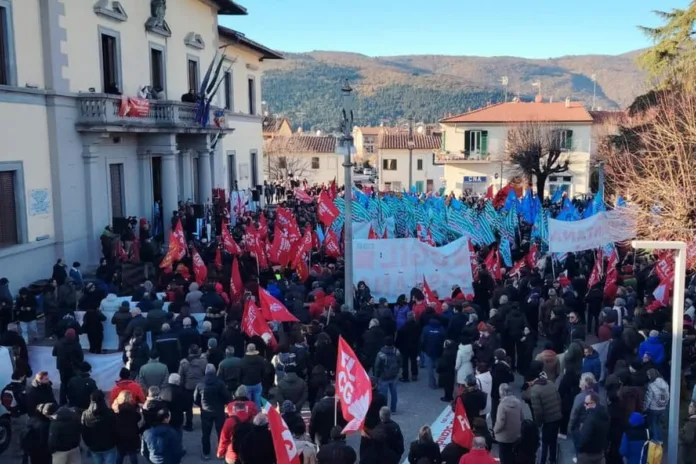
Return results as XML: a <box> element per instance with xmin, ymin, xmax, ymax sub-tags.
<box><xmin>75</xmin><ymin>94</ymin><xmax>234</xmax><ymax>133</ymax></box>
<box><xmin>434</xmin><ymin>150</ymin><xmax>492</xmax><ymax>164</ymax></box>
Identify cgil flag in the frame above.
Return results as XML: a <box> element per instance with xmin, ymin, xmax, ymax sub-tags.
<box><xmin>335</xmin><ymin>336</ymin><xmax>372</xmax><ymax>433</ymax></box>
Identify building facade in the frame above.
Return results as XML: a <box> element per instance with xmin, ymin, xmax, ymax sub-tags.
<box><xmin>377</xmin><ymin>133</ymin><xmax>443</xmax><ymax>192</ymax></box>
<box><xmin>0</xmin><ymin>0</ymin><xmax>281</xmax><ymax>286</ymax></box>
<box><xmin>264</xmin><ymin>135</ymin><xmax>344</xmax><ymax>187</ymax></box>
<box><xmin>438</xmin><ymin>100</ymin><xmax>593</xmax><ymax>197</ymax></box>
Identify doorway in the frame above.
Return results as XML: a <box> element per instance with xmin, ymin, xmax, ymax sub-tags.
<box><xmin>151</xmin><ymin>156</ymin><xmax>162</xmax><ymax>204</ymax></box>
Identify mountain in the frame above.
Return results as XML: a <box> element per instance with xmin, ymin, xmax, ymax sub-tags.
<box><xmin>260</xmin><ymin>50</ymin><xmax>647</xmax><ymax>131</ymax></box>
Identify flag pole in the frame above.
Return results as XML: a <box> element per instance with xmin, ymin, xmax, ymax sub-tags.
<box><xmin>334</xmin><ymin>396</ymin><xmax>338</xmax><ymax>427</ymax></box>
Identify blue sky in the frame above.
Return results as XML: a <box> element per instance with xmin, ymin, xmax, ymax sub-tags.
<box><xmin>219</xmin><ymin>0</ymin><xmax>690</xmax><ymax>58</ymax></box>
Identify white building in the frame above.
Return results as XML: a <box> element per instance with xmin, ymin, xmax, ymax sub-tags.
<box><xmin>264</xmin><ymin>135</ymin><xmax>345</xmax><ymax>187</ymax></box>
<box><xmin>0</xmin><ymin>0</ymin><xmax>281</xmax><ymax>286</ymax></box>
<box><xmin>377</xmin><ymin>133</ymin><xmax>443</xmax><ymax>192</ymax></box>
<box><xmin>439</xmin><ymin>100</ymin><xmax>594</xmax><ymax>197</ymax></box>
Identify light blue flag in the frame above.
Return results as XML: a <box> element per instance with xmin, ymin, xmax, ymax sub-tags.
<box><xmin>315</xmin><ymin>225</ymin><xmax>325</xmax><ymax>244</ymax></box>
<box><xmin>616</xmin><ymin>196</ymin><xmax>627</xmax><ymax>208</ymax></box>
<box><xmin>551</xmin><ymin>188</ymin><xmax>564</xmax><ymax>204</ymax></box>
<box><xmin>500</xmin><ymin>236</ymin><xmax>513</xmax><ymax>267</ymax></box>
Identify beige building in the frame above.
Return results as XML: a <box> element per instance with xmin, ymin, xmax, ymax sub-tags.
<box><xmin>262</xmin><ymin>115</ymin><xmax>293</xmax><ymax>139</ymax></box>
<box><xmin>0</xmin><ymin>0</ymin><xmax>281</xmax><ymax>286</ymax></box>
<box><xmin>264</xmin><ymin>135</ymin><xmax>344</xmax><ymax>186</ymax></box>
<box><xmin>353</xmin><ymin>126</ymin><xmax>382</xmax><ymax>160</ymax></box>
<box><xmin>439</xmin><ymin>100</ymin><xmax>594</xmax><ymax>197</ymax></box>
<box><xmin>377</xmin><ymin>133</ymin><xmax>444</xmax><ymax>193</ymax></box>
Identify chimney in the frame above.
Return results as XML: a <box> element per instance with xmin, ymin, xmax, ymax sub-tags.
<box><xmin>565</xmin><ymin>97</ymin><xmax>571</xmax><ymax>108</ymax></box>
<box><xmin>534</xmin><ymin>94</ymin><xmax>543</xmax><ymax>103</ymax></box>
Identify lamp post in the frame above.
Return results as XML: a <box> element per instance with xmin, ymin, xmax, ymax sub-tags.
<box><xmin>631</xmin><ymin>240</ymin><xmax>686</xmax><ymax>464</ymax></box>
<box><xmin>408</xmin><ymin>117</ymin><xmax>415</xmax><ymax>192</ymax></box>
<box><xmin>340</xmin><ymin>81</ymin><xmax>355</xmax><ymax>309</ymax></box>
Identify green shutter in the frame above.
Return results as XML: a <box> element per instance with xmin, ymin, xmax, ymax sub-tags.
<box><xmin>464</xmin><ymin>130</ymin><xmax>470</xmax><ymax>153</ymax></box>
<box><xmin>566</xmin><ymin>130</ymin><xmax>573</xmax><ymax>150</ymax></box>
<box><xmin>481</xmin><ymin>131</ymin><xmax>488</xmax><ymax>154</ymax></box>
<box><xmin>416</xmin><ymin>181</ymin><xmax>424</xmax><ymax>193</ymax></box>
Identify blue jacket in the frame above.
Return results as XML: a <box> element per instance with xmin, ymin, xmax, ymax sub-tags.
<box><xmin>581</xmin><ymin>350</ymin><xmax>601</xmax><ymax>381</ymax></box>
<box><xmin>619</xmin><ymin>413</ymin><xmax>649</xmax><ymax>464</ymax></box>
<box><xmin>141</xmin><ymin>424</ymin><xmax>183</xmax><ymax>464</ymax></box>
<box><xmin>421</xmin><ymin>319</ymin><xmax>445</xmax><ymax>359</ymax></box>
<box><xmin>267</xmin><ymin>283</ymin><xmax>283</xmax><ymax>300</ymax></box>
<box><xmin>394</xmin><ymin>305</ymin><xmax>411</xmax><ymax>330</ymax></box>
<box><xmin>638</xmin><ymin>336</ymin><xmax>665</xmax><ymax>364</ymax></box>
<box><xmin>69</xmin><ymin>268</ymin><xmax>83</xmax><ymax>287</ymax></box>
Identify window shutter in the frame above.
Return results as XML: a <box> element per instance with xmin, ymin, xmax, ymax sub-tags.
<box><xmin>382</xmin><ymin>159</ymin><xmax>388</xmax><ymax>170</ymax></box>
<box><xmin>464</xmin><ymin>130</ymin><xmax>470</xmax><ymax>153</ymax></box>
<box><xmin>566</xmin><ymin>130</ymin><xmax>573</xmax><ymax>150</ymax></box>
<box><xmin>481</xmin><ymin>131</ymin><xmax>489</xmax><ymax>153</ymax></box>
<box><xmin>0</xmin><ymin>171</ymin><xmax>18</xmax><ymax>246</ymax></box>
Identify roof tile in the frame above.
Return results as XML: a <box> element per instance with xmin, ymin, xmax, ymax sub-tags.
<box><xmin>265</xmin><ymin>136</ymin><xmax>337</xmax><ymax>154</ymax></box>
<box><xmin>378</xmin><ymin>133</ymin><xmax>441</xmax><ymax>150</ymax></box>
<box><xmin>441</xmin><ymin>101</ymin><xmax>593</xmax><ymax>124</ymax></box>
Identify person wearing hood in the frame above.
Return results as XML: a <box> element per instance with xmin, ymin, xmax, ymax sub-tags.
<box><xmin>186</xmin><ymin>282</ymin><xmax>204</xmax><ymax>313</ymax></box>
<box><xmin>194</xmin><ymin>364</ymin><xmax>231</xmax><ymax>460</ymax></box>
<box><xmin>577</xmin><ymin>392</ymin><xmax>609</xmax><ymax>463</ymax></box>
<box><xmin>638</xmin><ymin>330</ymin><xmax>666</xmax><ymax>366</ymax></box>
<box><xmin>528</xmin><ymin>369</ymin><xmax>562</xmax><ymax>464</ymax></box>
<box><xmin>437</xmin><ymin>339</ymin><xmax>458</xmax><ymax>402</ymax></box>
<box><xmin>421</xmin><ymin>317</ymin><xmax>446</xmax><ymax>389</ymax></box>
<box><xmin>680</xmin><ymin>402</ymin><xmax>696</xmax><ymax>464</ymax></box>
<box><xmin>491</xmin><ymin>349</ymin><xmax>514</xmax><ymax>428</ymax></box>
<box><xmin>361</xmin><ymin>319</ymin><xmax>385</xmax><ymax>372</ymax></box>
<box><xmin>22</xmin><ymin>403</ymin><xmax>54</xmax><ymax>464</ymax></box>
<box><xmin>179</xmin><ymin>344</ymin><xmax>208</xmax><ymax>430</ymax></box>
<box><xmin>643</xmin><ymin>368</ymin><xmax>669</xmax><ymax>442</ymax></box>
<box><xmin>493</xmin><ymin>383</ymin><xmax>523</xmax><ymax>464</ymax></box>
<box><xmin>81</xmin><ymin>390</ymin><xmax>118</xmax><ymax>462</ymax></box>
<box><xmin>217</xmin><ymin>386</ymin><xmax>259</xmax><ymax>463</ymax></box>
<box><xmin>65</xmin><ymin>361</ymin><xmax>97</xmax><ymax>411</ymax></box>
<box><xmin>52</xmin><ymin>328</ymin><xmax>84</xmax><ymax>405</ymax></box>
<box><xmin>111</xmin><ymin>301</ymin><xmax>132</xmax><ymax>351</ymax></box>
<box><xmin>393</xmin><ymin>294</ymin><xmax>411</xmax><ymax>331</ymax></box>
<box><xmin>374</xmin><ymin>336</ymin><xmax>402</xmax><ymax>412</ymax></box>
<box><xmin>620</xmin><ymin>412</ymin><xmax>649</xmax><ymax>464</ymax></box>
<box><xmin>274</xmin><ymin>364</ymin><xmax>308</xmax><ymax>411</ymax></box>
<box><xmin>48</xmin><ymin>403</ymin><xmax>82</xmax><ymax>463</ymax></box>
<box><xmin>455</xmin><ymin>339</ymin><xmax>474</xmax><ymax>389</ymax></box>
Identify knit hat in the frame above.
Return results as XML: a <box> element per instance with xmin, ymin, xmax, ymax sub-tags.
<box><xmin>281</xmin><ymin>400</ymin><xmax>295</xmax><ymax>414</ymax></box>
<box><xmin>235</xmin><ymin>385</ymin><xmax>248</xmax><ymax>398</ymax></box>
<box><xmin>477</xmin><ymin>322</ymin><xmax>490</xmax><ymax>333</ymax></box>
<box><xmin>65</xmin><ymin>328</ymin><xmax>76</xmax><ymax>339</ymax></box>
<box><xmin>208</xmin><ymin>338</ymin><xmax>218</xmax><ymax>348</ymax></box>
<box><xmin>120</xmin><ymin>301</ymin><xmax>130</xmax><ymax>309</ymax></box>
<box><xmin>629</xmin><ymin>412</ymin><xmax>645</xmax><ymax>427</ymax></box>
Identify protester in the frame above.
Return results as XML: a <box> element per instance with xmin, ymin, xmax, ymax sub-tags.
<box><xmin>643</xmin><ymin>368</ymin><xmax>669</xmax><ymax>442</ymax></box>
<box><xmin>493</xmin><ymin>383</ymin><xmax>523</xmax><ymax>464</ymax></box>
<box><xmin>577</xmin><ymin>392</ymin><xmax>609</xmax><ymax>464</ymax></box>
<box><xmin>48</xmin><ymin>403</ymin><xmax>82</xmax><ymax>464</ymax></box>
<box><xmin>160</xmin><ymin>373</ymin><xmax>187</xmax><ymax>437</ymax></box>
<box><xmin>178</xmin><ymin>344</ymin><xmax>208</xmax><ymax>431</ymax></box>
<box><xmin>374</xmin><ymin>335</ymin><xmax>402</xmax><ymax>412</ymax></box>
<box><xmin>112</xmin><ymin>390</ymin><xmax>142</xmax><ymax>464</ymax></box>
<box><xmin>65</xmin><ymin>361</ymin><xmax>97</xmax><ymax>411</ymax></box>
<box><xmin>193</xmin><ymin>363</ymin><xmax>231</xmax><ymax>460</ymax></box>
<box><xmin>407</xmin><ymin>425</ymin><xmax>441</xmax><ymax>464</ymax></box>
<box><xmin>52</xmin><ymin>328</ymin><xmax>84</xmax><ymax>405</ymax></box>
<box><xmin>138</xmin><ymin>349</ymin><xmax>170</xmax><ymax>391</ymax></box>
<box><xmin>81</xmin><ymin>390</ymin><xmax>118</xmax><ymax>463</ymax></box>
<box><xmin>141</xmin><ymin>408</ymin><xmax>184</xmax><ymax>464</ymax></box>
<box><xmin>239</xmin><ymin>343</ymin><xmax>268</xmax><ymax>408</ymax></box>
<box><xmin>109</xmin><ymin>367</ymin><xmax>146</xmax><ymax>406</ymax></box>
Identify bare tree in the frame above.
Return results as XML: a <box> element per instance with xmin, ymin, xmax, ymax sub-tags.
<box><xmin>601</xmin><ymin>89</ymin><xmax>696</xmax><ymax>249</ymax></box>
<box><xmin>505</xmin><ymin>121</ymin><xmax>571</xmax><ymax>198</ymax></box>
<box><xmin>263</xmin><ymin>136</ymin><xmax>312</xmax><ymax>181</ymax></box>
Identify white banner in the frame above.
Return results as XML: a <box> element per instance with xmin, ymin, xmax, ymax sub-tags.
<box><xmin>352</xmin><ymin>236</ymin><xmax>473</xmax><ymax>302</ymax></box>
<box><xmin>28</xmin><ymin>346</ymin><xmax>125</xmax><ymax>390</ymax></box>
<box><xmin>548</xmin><ymin>210</ymin><xmax>635</xmax><ymax>253</ymax></box>
<box><xmin>352</xmin><ymin>218</ymin><xmax>395</xmax><ymax>239</ymax></box>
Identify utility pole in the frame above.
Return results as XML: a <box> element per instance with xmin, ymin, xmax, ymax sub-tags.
<box><xmin>591</xmin><ymin>73</ymin><xmax>597</xmax><ymax>110</ymax></box>
<box><xmin>340</xmin><ymin>81</ymin><xmax>355</xmax><ymax>309</ymax></box>
<box><xmin>408</xmin><ymin>117</ymin><xmax>414</xmax><ymax>192</ymax></box>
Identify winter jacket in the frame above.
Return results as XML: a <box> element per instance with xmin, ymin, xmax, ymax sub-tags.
<box><xmin>217</xmin><ymin>354</ymin><xmax>243</xmax><ymax>392</ymax></box>
<box><xmin>194</xmin><ymin>372</ymin><xmax>231</xmax><ymax>416</ymax></box>
<box><xmin>109</xmin><ymin>379</ymin><xmax>146</xmax><ymax>406</ymax></box>
<box><xmin>111</xmin><ymin>306</ymin><xmax>132</xmax><ymax>338</ymax></box>
<box><xmin>491</xmin><ymin>361</ymin><xmax>514</xmax><ymax>401</ymax></box>
<box><xmin>455</xmin><ymin>344</ymin><xmax>474</xmax><ymax>384</ymax></box>
<box><xmin>99</xmin><ymin>294</ymin><xmax>121</xmax><ymax>313</ymax></box>
<box><xmin>310</xmin><ymin>396</ymin><xmax>346</xmax><ymax>445</ymax></box>
<box><xmin>48</xmin><ymin>406</ymin><xmax>81</xmax><ymax>453</ymax></box>
<box><xmin>581</xmin><ymin>350</ymin><xmax>602</xmax><ymax>381</ymax></box>
<box><xmin>638</xmin><ymin>336</ymin><xmax>665</xmax><ymax>364</ymax></box>
<box><xmin>275</xmin><ymin>372</ymin><xmax>308</xmax><ymax>411</ymax></box>
<box><xmin>82</xmin><ymin>309</ymin><xmax>106</xmax><ymax>337</ymax></box>
<box><xmin>620</xmin><ymin>412</ymin><xmax>649</xmax><ymax>464</ymax></box>
<box><xmin>52</xmin><ymin>336</ymin><xmax>84</xmax><ymax>372</ymax></box>
<box><xmin>81</xmin><ymin>405</ymin><xmax>117</xmax><ymax>452</ymax></box>
<box><xmin>476</xmin><ymin>371</ymin><xmax>492</xmax><ymax>415</ymax></box>
<box><xmin>458</xmin><ymin>448</ymin><xmax>497</xmax><ymax>464</ymax></box>
<box><xmin>124</xmin><ymin>314</ymin><xmax>148</xmax><ymax>340</ymax></box>
<box><xmin>160</xmin><ymin>382</ymin><xmax>186</xmax><ymax>428</ymax></box>
<box><xmin>146</xmin><ymin>306</ymin><xmax>168</xmax><ymax>336</ymax></box>
<box><xmin>373</xmin><ymin>419</ymin><xmax>405</xmax><ymax>458</ymax></box>
<box><xmin>529</xmin><ymin>378</ymin><xmax>562</xmax><ymax>425</ymax></box>
<box><xmin>568</xmin><ymin>390</ymin><xmax>594</xmax><ymax>434</ymax></box>
<box><xmin>123</xmin><ymin>336</ymin><xmax>149</xmax><ymax>376</ymax></box>
<box><xmin>578</xmin><ymin>405</ymin><xmax>610</xmax><ymax>455</ymax></box>
<box><xmin>239</xmin><ymin>353</ymin><xmax>268</xmax><ymax>386</ymax></box>
<box><xmin>22</xmin><ymin>414</ymin><xmax>51</xmax><ymax>463</ymax></box>
<box><xmin>421</xmin><ymin>319</ymin><xmax>446</xmax><ymax>359</ymax></box>
<box><xmin>644</xmin><ymin>377</ymin><xmax>669</xmax><ymax>411</ymax></box>
<box><xmin>26</xmin><ymin>379</ymin><xmax>56</xmax><ymax>416</ymax></box>
<box><xmin>504</xmin><ymin>308</ymin><xmax>527</xmax><ymax>341</ymax></box>
<box><xmin>394</xmin><ymin>305</ymin><xmax>411</xmax><ymax>331</ymax></box>
<box><xmin>154</xmin><ymin>332</ymin><xmax>181</xmax><ymax>374</ymax></box>
<box><xmin>217</xmin><ymin>400</ymin><xmax>257</xmax><ymax>463</ymax></box>
<box><xmin>395</xmin><ymin>319</ymin><xmax>420</xmax><ymax>357</ymax></box>
<box><xmin>457</xmin><ymin>388</ymin><xmax>487</xmax><ymax>423</ymax></box>
<box><xmin>178</xmin><ymin>353</ymin><xmax>208</xmax><ymax>391</ymax></box>
<box><xmin>65</xmin><ymin>371</ymin><xmax>97</xmax><ymax>410</ymax></box>
<box><xmin>681</xmin><ymin>415</ymin><xmax>696</xmax><ymax>464</ymax></box>
<box><xmin>407</xmin><ymin>440</ymin><xmax>441</xmax><ymax>464</ymax></box>
<box><xmin>493</xmin><ymin>395</ymin><xmax>524</xmax><ymax>443</ymax></box>
<box><xmin>177</xmin><ymin>327</ymin><xmax>201</xmax><ymax>357</ymax></box>
<box><xmin>142</xmin><ymin>424</ymin><xmax>184</xmax><ymax>464</ymax></box>
<box><xmin>362</xmin><ymin>326</ymin><xmax>386</xmax><ymax>368</ymax></box>
<box><xmin>374</xmin><ymin>346</ymin><xmax>403</xmax><ymax>382</ymax></box>
<box><xmin>316</xmin><ymin>439</ymin><xmax>357</xmax><ymax>464</ymax></box>
<box><xmin>185</xmin><ymin>283</ymin><xmax>204</xmax><ymax>313</ymax></box>
<box><xmin>114</xmin><ymin>404</ymin><xmax>141</xmax><ymax>453</ymax></box>
<box><xmin>437</xmin><ymin>344</ymin><xmax>457</xmax><ymax>389</ymax></box>
<box><xmin>535</xmin><ymin>350</ymin><xmax>560</xmax><ymax>383</ymax></box>
<box><xmin>473</xmin><ymin>334</ymin><xmax>501</xmax><ymax>367</ymax></box>
<box><xmin>15</xmin><ymin>293</ymin><xmax>38</xmax><ymax>322</ymax></box>
<box><xmin>138</xmin><ymin>359</ymin><xmax>169</xmax><ymax>391</ymax></box>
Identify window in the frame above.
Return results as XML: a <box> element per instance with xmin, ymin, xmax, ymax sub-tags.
<box><xmin>311</xmin><ymin>157</ymin><xmax>320</xmax><ymax>169</ymax></box>
<box><xmin>0</xmin><ymin>165</ymin><xmax>24</xmax><ymax>248</ymax></box>
<box><xmin>553</xmin><ymin>129</ymin><xmax>574</xmax><ymax>151</ymax></box>
<box><xmin>99</xmin><ymin>28</ymin><xmax>121</xmax><ymax>94</ymax></box>
<box><xmin>228</xmin><ymin>152</ymin><xmax>237</xmax><ymax>191</ymax></box>
<box><xmin>149</xmin><ymin>45</ymin><xmax>165</xmax><ymax>93</ymax></box>
<box><xmin>549</xmin><ymin>175</ymin><xmax>573</xmax><ymax>196</ymax></box>
<box><xmin>382</xmin><ymin>159</ymin><xmax>397</xmax><ymax>171</ymax></box>
<box><xmin>109</xmin><ymin>164</ymin><xmax>125</xmax><ymax>218</ymax></box>
<box><xmin>417</xmin><ymin>159</ymin><xmax>423</xmax><ymax>170</ymax></box>
<box><xmin>224</xmin><ymin>71</ymin><xmax>233</xmax><ymax>110</ymax></box>
<box><xmin>415</xmin><ymin>180</ymin><xmax>424</xmax><ymax>193</ymax></box>
<box><xmin>250</xmin><ymin>150</ymin><xmax>258</xmax><ymax>187</ymax></box>
<box><xmin>426</xmin><ymin>179</ymin><xmax>434</xmax><ymax>192</ymax></box>
<box><xmin>384</xmin><ymin>182</ymin><xmax>391</xmax><ymax>191</ymax></box>
<box><xmin>278</xmin><ymin>156</ymin><xmax>287</xmax><ymax>170</ymax></box>
<box><xmin>187</xmin><ymin>57</ymin><xmax>199</xmax><ymax>92</ymax></box>
<box><xmin>247</xmin><ymin>77</ymin><xmax>256</xmax><ymax>115</ymax></box>
<box><xmin>0</xmin><ymin>1</ymin><xmax>16</xmax><ymax>86</ymax></box>
<box><xmin>365</xmin><ymin>145</ymin><xmax>374</xmax><ymax>154</ymax></box>
<box><xmin>464</xmin><ymin>130</ymin><xmax>488</xmax><ymax>155</ymax></box>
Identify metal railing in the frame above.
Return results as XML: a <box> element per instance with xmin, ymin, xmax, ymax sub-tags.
<box><xmin>434</xmin><ymin>150</ymin><xmax>491</xmax><ymax>162</ymax></box>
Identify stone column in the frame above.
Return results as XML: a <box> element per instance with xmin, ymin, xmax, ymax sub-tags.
<box><xmin>198</xmin><ymin>150</ymin><xmax>212</xmax><ymax>204</ymax></box>
<box><xmin>161</xmin><ymin>152</ymin><xmax>179</xmax><ymax>240</ymax></box>
<box><xmin>138</xmin><ymin>151</ymin><xmax>153</xmax><ymax>222</ymax></box>
<box><xmin>83</xmin><ymin>143</ymin><xmax>106</xmax><ymax>265</ymax></box>
<box><xmin>181</xmin><ymin>149</ymin><xmax>194</xmax><ymax>202</ymax></box>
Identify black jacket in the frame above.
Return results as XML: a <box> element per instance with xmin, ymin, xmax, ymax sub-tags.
<box><xmin>52</xmin><ymin>337</ymin><xmax>84</xmax><ymax>372</ymax></box>
<box><xmin>317</xmin><ymin>439</ymin><xmax>358</xmax><ymax>464</ymax></box>
<box><xmin>155</xmin><ymin>333</ymin><xmax>182</xmax><ymax>373</ymax></box>
<box><xmin>26</xmin><ymin>379</ymin><xmax>56</xmax><ymax>416</ymax></box>
<box><xmin>233</xmin><ymin>423</ymin><xmax>276</xmax><ymax>464</ymax></box>
<box><xmin>396</xmin><ymin>320</ymin><xmax>421</xmax><ymax>357</ymax></box>
<box><xmin>408</xmin><ymin>440</ymin><xmax>442</xmax><ymax>464</ymax></box>
<box><xmin>82</xmin><ymin>309</ymin><xmax>106</xmax><ymax>337</ymax></box>
<box><xmin>578</xmin><ymin>406</ymin><xmax>610</xmax><ymax>454</ymax></box>
<box><xmin>240</xmin><ymin>354</ymin><xmax>268</xmax><ymax>386</ymax></box>
<box><xmin>111</xmin><ymin>307</ymin><xmax>132</xmax><ymax>337</ymax></box>
<box><xmin>160</xmin><ymin>383</ymin><xmax>187</xmax><ymax>428</ymax></box>
<box><xmin>446</xmin><ymin>312</ymin><xmax>468</xmax><ymax>342</ymax></box>
<box><xmin>114</xmin><ymin>404</ymin><xmax>141</xmax><ymax>453</ymax></box>
<box><xmin>362</xmin><ymin>326</ymin><xmax>385</xmax><ymax>368</ymax></box>
<box><xmin>457</xmin><ymin>388</ymin><xmax>487</xmax><ymax>422</ymax></box>
<box><xmin>373</xmin><ymin>419</ymin><xmax>405</xmax><ymax>457</ymax></box>
<box><xmin>15</xmin><ymin>294</ymin><xmax>38</xmax><ymax>322</ymax></box>
<box><xmin>66</xmin><ymin>372</ymin><xmax>98</xmax><ymax>410</ymax></box>
<box><xmin>309</xmin><ymin>396</ymin><xmax>346</xmax><ymax>445</ymax></box>
<box><xmin>81</xmin><ymin>406</ymin><xmax>117</xmax><ymax>452</ymax></box>
<box><xmin>364</xmin><ymin>390</ymin><xmax>388</xmax><ymax>430</ymax></box>
<box><xmin>22</xmin><ymin>414</ymin><xmax>51</xmax><ymax>463</ymax></box>
<box><xmin>48</xmin><ymin>406</ymin><xmax>81</xmax><ymax>453</ymax></box>
<box><xmin>217</xmin><ymin>355</ymin><xmax>243</xmax><ymax>392</ymax></box>
<box><xmin>491</xmin><ymin>361</ymin><xmax>515</xmax><ymax>401</ymax></box>
<box><xmin>193</xmin><ymin>372</ymin><xmax>231</xmax><ymax>416</ymax></box>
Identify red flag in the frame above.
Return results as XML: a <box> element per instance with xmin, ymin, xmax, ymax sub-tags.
<box><xmin>245</xmin><ymin>223</ymin><xmax>268</xmax><ymax>269</ymax></box>
<box><xmin>468</xmin><ymin>239</ymin><xmax>478</xmax><ymax>279</ymax></box>
<box><xmin>270</xmin><ymin>227</ymin><xmax>293</xmax><ymax>267</ymax></box>
<box><xmin>329</xmin><ymin>178</ymin><xmax>337</xmax><ymax>200</ymax></box>
<box><xmin>324</xmin><ymin>229</ymin><xmax>342</xmax><ymax>258</ymax></box>
<box><xmin>214</xmin><ymin>246</ymin><xmax>222</xmax><ymax>270</ymax></box>
<box><xmin>172</xmin><ymin>220</ymin><xmax>187</xmax><ymax>260</ymax></box>
<box><xmin>259</xmin><ymin>213</ymin><xmax>268</xmax><ymax>239</ymax></box>
<box><xmin>368</xmin><ymin>226</ymin><xmax>378</xmax><ymax>239</ymax></box>
<box><xmin>221</xmin><ymin>222</ymin><xmax>242</xmax><ymax>255</ymax></box>
<box><xmin>259</xmin><ymin>288</ymin><xmax>299</xmax><ymax>322</ymax></box>
<box><xmin>604</xmin><ymin>248</ymin><xmax>618</xmax><ymax>294</ymax></box>
<box><xmin>485</xmin><ymin>184</ymin><xmax>494</xmax><ymax>200</ymax></box>
<box><xmin>230</xmin><ymin>257</ymin><xmax>243</xmax><ymax>303</ymax></box>
<box><xmin>336</xmin><ymin>336</ymin><xmax>372</xmax><ymax>433</ymax></box>
<box><xmin>484</xmin><ymin>248</ymin><xmax>502</xmax><ymax>280</ymax></box>
<box><xmin>294</xmin><ymin>189</ymin><xmax>313</xmax><ymax>203</ymax></box>
<box><xmin>508</xmin><ymin>258</ymin><xmax>527</xmax><ymax>277</ymax></box>
<box><xmin>192</xmin><ymin>247</ymin><xmax>207</xmax><ymax>287</ymax></box>
<box><xmin>241</xmin><ymin>300</ymin><xmax>277</xmax><ymax>348</ymax></box>
<box><xmin>159</xmin><ymin>232</ymin><xmax>178</xmax><ymax>269</ymax></box>
<box><xmin>317</xmin><ymin>191</ymin><xmax>340</xmax><ymax>227</ymax></box>
<box><xmin>423</xmin><ymin>276</ymin><xmax>439</xmax><ymax>309</ymax></box>
<box><xmin>525</xmin><ymin>244</ymin><xmax>539</xmax><ymax>269</ymax></box>
<box><xmin>655</xmin><ymin>255</ymin><xmax>675</xmax><ymax>284</ymax></box>
<box><xmin>267</xmin><ymin>405</ymin><xmax>301</xmax><ymax>464</ymax></box>
<box><xmin>452</xmin><ymin>397</ymin><xmax>474</xmax><ymax>449</ymax></box>
<box><xmin>587</xmin><ymin>249</ymin><xmax>603</xmax><ymax>290</ymax></box>
<box><xmin>276</xmin><ymin>207</ymin><xmax>301</xmax><ymax>241</ymax></box>
<box><xmin>651</xmin><ymin>279</ymin><xmax>671</xmax><ymax>309</ymax></box>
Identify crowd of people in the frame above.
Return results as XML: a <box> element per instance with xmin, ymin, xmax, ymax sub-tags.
<box><xmin>2</xmin><ymin>189</ymin><xmax>696</xmax><ymax>464</ymax></box>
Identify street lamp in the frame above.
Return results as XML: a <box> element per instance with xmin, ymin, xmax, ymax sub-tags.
<box><xmin>339</xmin><ymin>80</ymin><xmax>355</xmax><ymax>309</ymax></box>
<box><xmin>631</xmin><ymin>240</ymin><xmax>686</xmax><ymax>464</ymax></box>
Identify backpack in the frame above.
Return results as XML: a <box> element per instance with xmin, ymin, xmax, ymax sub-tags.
<box><xmin>379</xmin><ymin>349</ymin><xmax>400</xmax><ymax>380</ymax></box>
<box><xmin>641</xmin><ymin>430</ymin><xmax>663</xmax><ymax>464</ymax></box>
<box><xmin>1</xmin><ymin>382</ymin><xmax>27</xmax><ymax>417</ymax></box>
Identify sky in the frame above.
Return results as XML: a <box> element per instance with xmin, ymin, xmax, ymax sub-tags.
<box><xmin>219</xmin><ymin>0</ymin><xmax>691</xmax><ymax>58</ymax></box>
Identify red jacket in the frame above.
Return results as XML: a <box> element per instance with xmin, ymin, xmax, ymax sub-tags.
<box><xmin>109</xmin><ymin>379</ymin><xmax>146</xmax><ymax>406</ymax></box>
<box><xmin>459</xmin><ymin>449</ymin><xmax>497</xmax><ymax>464</ymax></box>
<box><xmin>413</xmin><ymin>302</ymin><xmax>427</xmax><ymax>320</ymax></box>
<box><xmin>217</xmin><ymin>400</ymin><xmax>258</xmax><ymax>462</ymax></box>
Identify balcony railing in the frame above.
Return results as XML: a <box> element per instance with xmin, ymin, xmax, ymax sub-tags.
<box><xmin>434</xmin><ymin>150</ymin><xmax>491</xmax><ymax>163</ymax></box>
<box><xmin>75</xmin><ymin>93</ymin><xmax>228</xmax><ymax>132</ymax></box>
